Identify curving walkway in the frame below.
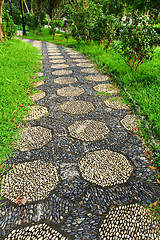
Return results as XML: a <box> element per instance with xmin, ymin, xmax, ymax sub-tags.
<box><xmin>0</xmin><ymin>40</ymin><xmax>159</xmax><ymax>240</ymax></box>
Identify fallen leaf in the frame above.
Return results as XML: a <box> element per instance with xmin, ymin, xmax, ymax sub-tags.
<box><xmin>145</xmin><ymin>150</ymin><xmax>152</xmax><ymax>157</ymax></box>
<box><xmin>150</xmin><ymin>160</ymin><xmax>153</xmax><ymax>165</ymax></box>
<box><xmin>157</xmin><ymin>179</ymin><xmax>160</xmax><ymax>185</ymax></box>
<box><xmin>11</xmin><ymin>110</ymin><xmax>16</xmax><ymax>115</ymax></box>
<box><xmin>153</xmin><ymin>201</ymin><xmax>158</xmax><ymax>206</ymax></box>
<box><xmin>10</xmin><ymin>117</ymin><xmax>14</xmax><ymax>123</ymax></box>
<box><xmin>149</xmin><ymin>165</ymin><xmax>158</xmax><ymax>170</ymax></box>
<box><xmin>14</xmin><ymin>195</ymin><xmax>28</xmax><ymax>206</ymax></box>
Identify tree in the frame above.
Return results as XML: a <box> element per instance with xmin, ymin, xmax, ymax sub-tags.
<box><xmin>44</xmin><ymin>0</ymin><xmax>63</xmax><ymax>21</ymax></box>
<box><xmin>117</xmin><ymin>13</ymin><xmax>159</xmax><ymax>71</ymax></box>
<box><xmin>0</xmin><ymin>0</ymin><xmax>4</xmax><ymax>42</ymax></box>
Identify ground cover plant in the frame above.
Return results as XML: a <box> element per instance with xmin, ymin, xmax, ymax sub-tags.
<box><xmin>22</xmin><ymin>28</ymin><xmax>160</xmax><ymax>171</ymax></box>
<box><xmin>0</xmin><ymin>38</ymin><xmax>41</xmax><ymax>162</ymax></box>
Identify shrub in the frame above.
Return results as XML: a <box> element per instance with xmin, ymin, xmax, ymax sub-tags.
<box><xmin>2</xmin><ymin>9</ymin><xmax>16</xmax><ymax>40</ymax></box>
<box><xmin>154</xmin><ymin>23</ymin><xmax>160</xmax><ymax>35</ymax></box>
<box><xmin>3</xmin><ymin>2</ymin><xmax>21</xmax><ymax>25</ymax></box>
<box><xmin>92</xmin><ymin>14</ymin><xmax>119</xmax><ymax>51</ymax></box>
<box><xmin>117</xmin><ymin>14</ymin><xmax>160</xmax><ymax>71</ymax></box>
<box><xmin>25</xmin><ymin>12</ymin><xmax>45</xmax><ymax>33</ymax></box>
<box><xmin>50</xmin><ymin>20</ymin><xmax>56</xmax><ymax>39</ymax></box>
<box><xmin>70</xmin><ymin>0</ymin><xmax>100</xmax><ymax>43</ymax></box>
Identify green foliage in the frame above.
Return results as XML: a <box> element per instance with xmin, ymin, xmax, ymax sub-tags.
<box><xmin>92</xmin><ymin>14</ymin><xmax>119</xmax><ymax>51</ymax></box>
<box><xmin>3</xmin><ymin>2</ymin><xmax>21</xmax><ymax>25</ymax></box>
<box><xmin>25</xmin><ymin>12</ymin><xmax>45</xmax><ymax>32</ymax></box>
<box><xmin>54</xmin><ymin>18</ymin><xmax>65</xmax><ymax>29</ymax></box>
<box><xmin>70</xmin><ymin>0</ymin><xmax>100</xmax><ymax>43</ymax></box>
<box><xmin>49</xmin><ymin>20</ymin><xmax>56</xmax><ymax>39</ymax></box>
<box><xmin>117</xmin><ymin>14</ymin><xmax>159</xmax><ymax>71</ymax></box>
<box><xmin>2</xmin><ymin>9</ymin><xmax>16</xmax><ymax>40</ymax></box>
<box><xmin>154</xmin><ymin>23</ymin><xmax>160</xmax><ymax>35</ymax></box>
<box><xmin>146</xmin><ymin>201</ymin><xmax>160</xmax><ymax>222</ymax></box>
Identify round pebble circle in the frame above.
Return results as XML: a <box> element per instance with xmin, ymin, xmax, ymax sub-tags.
<box><xmin>68</xmin><ymin>52</ymin><xmax>79</xmax><ymax>55</ymax></box>
<box><xmin>31</xmin><ymin>81</ymin><xmax>44</xmax><ymax>87</ymax></box>
<box><xmin>4</xmin><ymin>223</ymin><xmax>68</xmax><ymax>240</ymax></box>
<box><xmin>85</xmin><ymin>75</ymin><xmax>110</xmax><ymax>82</ymax></box>
<box><xmin>99</xmin><ymin>203</ymin><xmax>159</xmax><ymax>240</ymax></box>
<box><xmin>81</xmin><ymin>68</ymin><xmax>99</xmax><ymax>74</ymax></box>
<box><xmin>36</xmin><ymin>72</ymin><xmax>43</xmax><ymax>77</ymax></box>
<box><xmin>1</xmin><ymin>160</ymin><xmax>59</xmax><ymax>202</ymax></box>
<box><xmin>54</xmin><ymin>77</ymin><xmax>77</xmax><ymax>84</ymax></box>
<box><xmin>48</xmin><ymin>49</ymin><xmax>58</xmax><ymax>51</ymax></box>
<box><xmin>31</xmin><ymin>91</ymin><xmax>46</xmax><ymax>102</ymax></box>
<box><xmin>51</xmin><ymin>64</ymin><xmax>70</xmax><ymax>69</ymax></box>
<box><xmin>48</xmin><ymin>53</ymin><xmax>62</xmax><ymax>56</ymax></box>
<box><xmin>70</xmin><ymin>55</ymin><xmax>84</xmax><ymax>58</ymax></box>
<box><xmin>57</xmin><ymin>86</ymin><xmax>84</xmax><ymax>97</ymax></box>
<box><xmin>49</xmin><ymin>59</ymin><xmax>66</xmax><ymax>63</ymax></box>
<box><xmin>121</xmin><ymin>115</ymin><xmax>138</xmax><ymax>131</ymax></box>
<box><xmin>79</xmin><ymin>149</ymin><xmax>133</xmax><ymax>187</ymax></box>
<box><xmin>61</xmin><ymin>100</ymin><xmax>95</xmax><ymax>114</ymax></box>
<box><xmin>76</xmin><ymin>63</ymin><xmax>95</xmax><ymax>68</ymax></box>
<box><xmin>72</xmin><ymin>59</ymin><xmax>90</xmax><ymax>63</ymax></box>
<box><xmin>24</xmin><ymin>105</ymin><xmax>48</xmax><ymax>120</ymax></box>
<box><xmin>93</xmin><ymin>84</ymin><xmax>119</xmax><ymax>94</ymax></box>
<box><xmin>104</xmin><ymin>98</ymin><xmax>129</xmax><ymax>109</ymax></box>
<box><xmin>68</xmin><ymin>120</ymin><xmax>109</xmax><ymax>141</ymax></box>
<box><xmin>17</xmin><ymin>126</ymin><xmax>52</xmax><ymax>151</ymax></box>
<box><xmin>52</xmin><ymin>70</ymin><xmax>73</xmax><ymax>76</ymax></box>
<box><xmin>49</xmin><ymin>56</ymin><xmax>64</xmax><ymax>59</ymax></box>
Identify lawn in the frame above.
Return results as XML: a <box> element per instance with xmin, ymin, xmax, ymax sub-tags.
<box><xmin>0</xmin><ymin>38</ymin><xmax>41</xmax><ymax>161</ymax></box>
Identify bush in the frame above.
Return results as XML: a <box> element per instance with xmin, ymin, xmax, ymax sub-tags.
<box><xmin>54</xmin><ymin>18</ymin><xmax>65</xmax><ymax>29</ymax></box>
<box><xmin>92</xmin><ymin>14</ymin><xmax>119</xmax><ymax>50</ymax></box>
<box><xmin>70</xmin><ymin>1</ymin><xmax>100</xmax><ymax>44</ymax></box>
<box><xmin>2</xmin><ymin>9</ymin><xmax>16</xmax><ymax>40</ymax></box>
<box><xmin>154</xmin><ymin>23</ymin><xmax>160</xmax><ymax>35</ymax></box>
<box><xmin>25</xmin><ymin>12</ymin><xmax>46</xmax><ymax>33</ymax></box>
<box><xmin>3</xmin><ymin>2</ymin><xmax>21</xmax><ymax>25</ymax></box>
<box><xmin>49</xmin><ymin>21</ymin><xmax>56</xmax><ymax>39</ymax></box>
<box><xmin>117</xmin><ymin>14</ymin><xmax>160</xmax><ymax>71</ymax></box>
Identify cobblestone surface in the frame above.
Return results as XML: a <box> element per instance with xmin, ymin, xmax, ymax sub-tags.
<box><xmin>0</xmin><ymin>39</ymin><xmax>159</xmax><ymax>240</ymax></box>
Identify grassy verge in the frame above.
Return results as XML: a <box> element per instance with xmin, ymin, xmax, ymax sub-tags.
<box><xmin>23</xmin><ymin>28</ymin><xmax>160</xmax><ymax>169</ymax></box>
<box><xmin>0</xmin><ymin>38</ymin><xmax>41</xmax><ymax>162</ymax></box>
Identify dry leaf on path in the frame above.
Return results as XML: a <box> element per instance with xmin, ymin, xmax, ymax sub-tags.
<box><xmin>157</xmin><ymin>179</ymin><xmax>160</xmax><ymax>185</ymax></box>
<box><xmin>14</xmin><ymin>195</ymin><xmax>28</xmax><ymax>206</ymax></box>
<box><xmin>148</xmin><ymin>165</ymin><xmax>158</xmax><ymax>170</ymax></box>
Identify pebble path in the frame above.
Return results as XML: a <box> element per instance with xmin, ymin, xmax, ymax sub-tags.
<box><xmin>0</xmin><ymin>39</ymin><xmax>159</xmax><ymax>240</ymax></box>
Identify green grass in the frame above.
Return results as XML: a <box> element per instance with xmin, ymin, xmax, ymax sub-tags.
<box><xmin>0</xmin><ymin>38</ymin><xmax>41</xmax><ymax>161</ymax></box>
<box><xmin>23</xmin><ymin>27</ymin><xmax>76</xmax><ymax>45</ymax></box>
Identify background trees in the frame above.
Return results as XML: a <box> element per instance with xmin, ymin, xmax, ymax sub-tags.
<box><xmin>0</xmin><ymin>0</ymin><xmax>160</xmax><ymax>42</ymax></box>
<box><xmin>0</xmin><ymin>0</ymin><xmax>4</xmax><ymax>42</ymax></box>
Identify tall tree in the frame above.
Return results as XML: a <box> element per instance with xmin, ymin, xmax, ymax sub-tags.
<box><xmin>44</xmin><ymin>0</ymin><xmax>63</xmax><ymax>20</ymax></box>
<box><xmin>0</xmin><ymin>0</ymin><xmax>4</xmax><ymax>42</ymax></box>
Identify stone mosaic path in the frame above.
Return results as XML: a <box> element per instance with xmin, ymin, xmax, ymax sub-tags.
<box><xmin>0</xmin><ymin>40</ymin><xmax>160</xmax><ymax>240</ymax></box>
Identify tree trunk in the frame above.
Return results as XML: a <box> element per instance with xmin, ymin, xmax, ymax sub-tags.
<box><xmin>0</xmin><ymin>0</ymin><xmax>4</xmax><ymax>42</ymax></box>
<box><xmin>58</xmin><ymin>6</ymin><xmax>60</xmax><ymax>31</ymax></box>
<box><xmin>37</xmin><ymin>3</ymin><xmax>41</xmax><ymax>26</ymax></box>
<box><xmin>31</xmin><ymin>0</ymin><xmax>33</xmax><ymax>14</ymax></box>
